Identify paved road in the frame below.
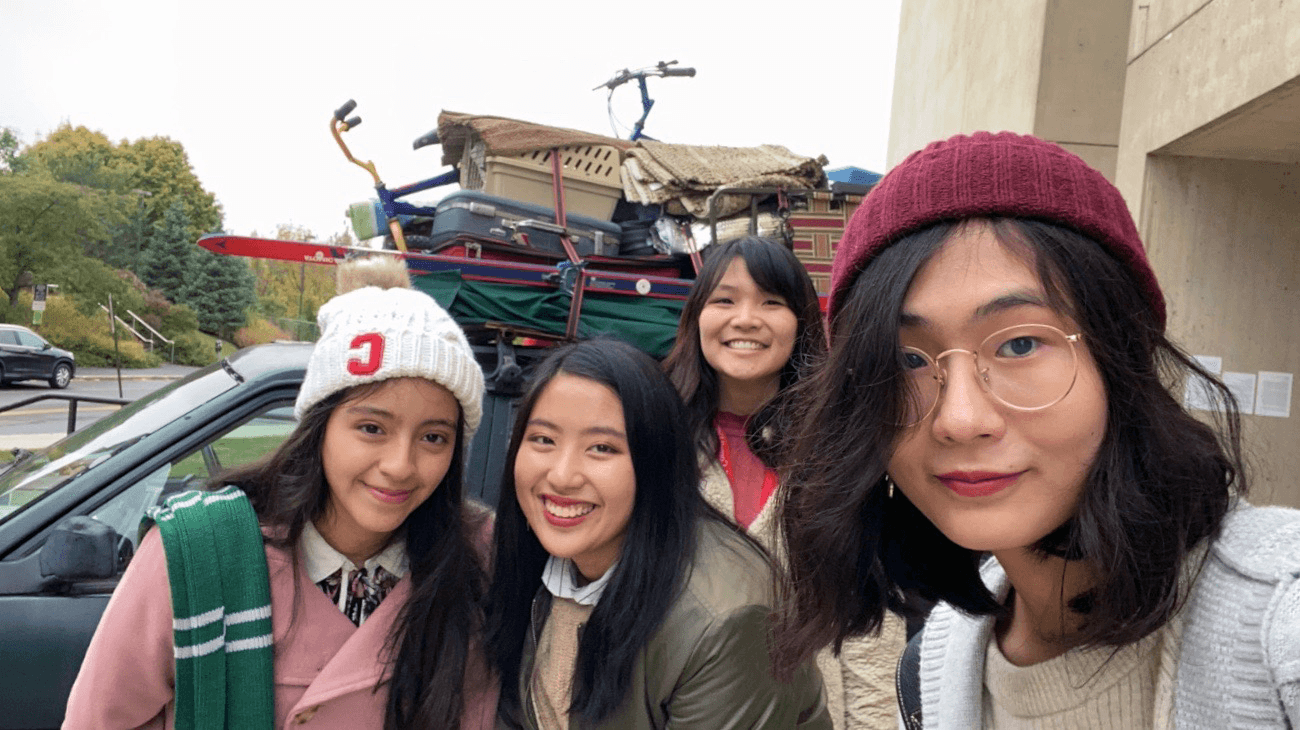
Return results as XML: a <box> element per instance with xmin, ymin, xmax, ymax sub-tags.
<box><xmin>0</xmin><ymin>365</ymin><xmax>200</xmax><ymax>448</ymax></box>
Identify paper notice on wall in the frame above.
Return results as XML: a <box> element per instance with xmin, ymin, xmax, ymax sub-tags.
<box><xmin>1184</xmin><ymin>355</ymin><xmax>1224</xmax><ymax>411</ymax></box>
<box><xmin>1255</xmin><ymin>371</ymin><xmax>1294</xmax><ymax>418</ymax></box>
<box><xmin>1221</xmin><ymin>372</ymin><xmax>1257</xmax><ymax>415</ymax></box>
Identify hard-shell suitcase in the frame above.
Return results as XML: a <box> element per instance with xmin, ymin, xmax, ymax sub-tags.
<box><xmin>424</xmin><ymin>236</ymin><xmax>687</xmax><ymax>279</ymax></box>
<box><xmin>430</xmin><ymin>190</ymin><xmax>621</xmax><ymax>258</ymax></box>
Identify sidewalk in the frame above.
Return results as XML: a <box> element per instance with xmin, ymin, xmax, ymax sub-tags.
<box><xmin>75</xmin><ymin>364</ymin><xmax>200</xmax><ymax>381</ymax></box>
<box><xmin>2</xmin><ymin>433</ymin><xmax>65</xmax><ymax>450</ymax></box>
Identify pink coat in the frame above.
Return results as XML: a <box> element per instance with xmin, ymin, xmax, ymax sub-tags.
<box><xmin>64</xmin><ymin>527</ymin><xmax>498</xmax><ymax>729</ymax></box>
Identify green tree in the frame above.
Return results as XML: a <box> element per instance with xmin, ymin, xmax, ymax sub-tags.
<box><xmin>0</xmin><ymin>172</ymin><xmax>109</xmax><ymax>308</ymax></box>
<box><xmin>21</xmin><ymin>125</ymin><xmax>133</xmax><ymax>192</ymax></box>
<box><xmin>186</xmin><ymin>249</ymin><xmax>255</xmax><ymax>339</ymax></box>
<box><xmin>0</xmin><ymin>127</ymin><xmax>22</xmax><ymax>173</ymax></box>
<box><xmin>103</xmin><ymin>203</ymin><xmax>152</xmax><ymax>271</ymax></box>
<box><xmin>140</xmin><ymin>199</ymin><xmax>193</xmax><ymax>302</ymax></box>
<box><xmin>22</xmin><ymin>125</ymin><xmax>221</xmax><ymax>268</ymax></box>
<box><xmin>121</xmin><ymin>136</ymin><xmax>221</xmax><ymax>241</ymax></box>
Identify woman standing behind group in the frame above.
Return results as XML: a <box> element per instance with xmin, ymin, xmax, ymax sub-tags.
<box><xmin>662</xmin><ymin>237</ymin><xmax>906</xmax><ymax>728</ymax></box>
<box><xmin>777</xmin><ymin>132</ymin><xmax>1300</xmax><ymax>728</ymax></box>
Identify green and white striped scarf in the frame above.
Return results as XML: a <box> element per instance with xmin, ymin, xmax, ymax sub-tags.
<box><xmin>151</xmin><ymin>486</ymin><xmax>274</xmax><ymax>730</ymax></box>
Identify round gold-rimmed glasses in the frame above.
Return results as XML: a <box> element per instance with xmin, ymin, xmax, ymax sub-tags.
<box><xmin>899</xmin><ymin>324</ymin><xmax>1082</xmax><ymax>426</ymax></box>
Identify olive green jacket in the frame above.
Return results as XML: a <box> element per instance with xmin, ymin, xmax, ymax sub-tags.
<box><xmin>700</xmin><ymin>459</ymin><xmax>906</xmax><ymax>729</ymax></box>
<box><xmin>505</xmin><ymin>519</ymin><xmax>831</xmax><ymax>729</ymax></box>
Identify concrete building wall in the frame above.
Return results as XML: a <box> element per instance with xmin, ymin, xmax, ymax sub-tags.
<box><xmin>1116</xmin><ymin>0</ymin><xmax>1300</xmax><ymax>506</ymax></box>
<box><xmin>887</xmin><ymin>0</ymin><xmax>1048</xmax><ymax>166</ymax></box>
<box><xmin>889</xmin><ymin>0</ymin><xmax>1130</xmax><ymax>180</ymax></box>
<box><xmin>1141</xmin><ymin>156</ymin><xmax>1300</xmax><ymax>505</ymax></box>
<box><xmin>1035</xmin><ymin>0</ymin><xmax>1131</xmax><ymax>179</ymax></box>
<box><xmin>889</xmin><ymin>0</ymin><xmax>1300</xmax><ymax>506</ymax></box>
<box><xmin>1115</xmin><ymin>0</ymin><xmax>1300</xmax><ymax>213</ymax></box>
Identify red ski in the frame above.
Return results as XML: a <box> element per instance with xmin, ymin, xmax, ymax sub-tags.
<box><xmin>197</xmin><ymin>234</ymin><xmax>695</xmax><ymax>300</ymax></box>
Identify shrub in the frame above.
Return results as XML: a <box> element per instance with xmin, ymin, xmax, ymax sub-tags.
<box><xmin>232</xmin><ymin>314</ymin><xmax>291</xmax><ymax>348</ymax></box>
<box><xmin>158</xmin><ymin>302</ymin><xmax>199</xmax><ymax>339</ymax></box>
<box><xmin>39</xmin><ymin>295</ymin><xmax>161</xmax><ymax>367</ymax></box>
<box><xmin>173</xmin><ymin>330</ymin><xmax>223</xmax><ymax>367</ymax></box>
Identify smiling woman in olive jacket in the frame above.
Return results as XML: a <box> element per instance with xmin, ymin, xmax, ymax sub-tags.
<box><xmin>486</xmin><ymin>338</ymin><xmax>829</xmax><ymax>729</ymax></box>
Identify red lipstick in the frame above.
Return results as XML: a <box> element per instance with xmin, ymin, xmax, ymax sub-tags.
<box><xmin>540</xmin><ymin>495</ymin><xmax>596</xmax><ymax>527</ymax></box>
<box><xmin>936</xmin><ymin>471</ymin><xmax>1023</xmax><ymax>498</ymax></box>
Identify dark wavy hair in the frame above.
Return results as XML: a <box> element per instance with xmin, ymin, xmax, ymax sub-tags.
<box><xmin>486</xmin><ymin>337</ymin><xmax>728</xmax><ymax>726</ymax></box>
<box><xmin>661</xmin><ymin>236</ymin><xmax>827</xmax><ymax>465</ymax></box>
<box><xmin>773</xmin><ymin>218</ymin><xmax>1244</xmax><ymax>671</ymax></box>
<box><xmin>221</xmin><ymin>380</ymin><xmax>487</xmax><ymax>730</ymax></box>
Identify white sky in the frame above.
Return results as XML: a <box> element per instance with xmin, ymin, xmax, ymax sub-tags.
<box><xmin>2</xmin><ymin>0</ymin><xmax>901</xmax><ymax>240</ymax></box>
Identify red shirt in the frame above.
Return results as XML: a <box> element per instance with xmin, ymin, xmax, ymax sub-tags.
<box><xmin>714</xmin><ymin>412</ymin><xmax>778</xmax><ymax>529</ymax></box>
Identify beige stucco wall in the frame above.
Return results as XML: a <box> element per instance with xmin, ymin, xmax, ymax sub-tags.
<box><xmin>1141</xmin><ymin>155</ymin><xmax>1300</xmax><ymax>506</ymax></box>
<box><xmin>887</xmin><ymin>0</ymin><xmax>1048</xmax><ymax>166</ymax></box>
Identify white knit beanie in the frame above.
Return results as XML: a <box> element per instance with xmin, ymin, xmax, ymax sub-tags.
<box><xmin>293</xmin><ymin>285</ymin><xmax>484</xmax><ymax>438</ymax></box>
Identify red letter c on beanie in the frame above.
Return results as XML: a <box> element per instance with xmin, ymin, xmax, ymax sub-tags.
<box><xmin>346</xmin><ymin>333</ymin><xmax>385</xmax><ymax>376</ymax></box>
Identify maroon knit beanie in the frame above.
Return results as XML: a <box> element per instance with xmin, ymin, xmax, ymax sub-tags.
<box><xmin>829</xmin><ymin>131</ymin><xmax>1166</xmax><ymax>329</ymax></box>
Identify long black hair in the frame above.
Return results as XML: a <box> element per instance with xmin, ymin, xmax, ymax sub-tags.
<box><xmin>222</xmin><ymin>380</ymin><xmax>487</xmax><ymax>730</ymax></box>
<box><xmin>661</xmin><ymin>237</ymin><xmax>826</xmax><ymax>464</ymax></box>
<box><xmin>775</xmin><ymin>217</ymin><xmax>1244</xmax><ymax>671</ymax></box>
<box><xmin>486</xmin><ymin>337</ymin><xmax>716</xmax><ymax>725</ymax></box>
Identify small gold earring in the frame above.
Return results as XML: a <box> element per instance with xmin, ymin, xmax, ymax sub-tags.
<box><xmin>885</xmin><ymin>475</ymin><xmax>895</xmax><ymax>499</ymax></box>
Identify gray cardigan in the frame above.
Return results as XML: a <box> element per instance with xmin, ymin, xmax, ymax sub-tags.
<box><xmin>912</xmin><ymin>503</ymin><xmax>1300</xmax><ymax>728</ymax></box>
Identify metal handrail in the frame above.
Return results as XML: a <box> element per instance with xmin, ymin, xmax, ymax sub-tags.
<box><xmin>0</xmin><ymin>393</ymin><xmax>132</xmax><ymax>436</ymax></box>
<box><xmin>125</xmin><ymin>309</ymin><xmax>176</xmax><ymax>363</ymax></box>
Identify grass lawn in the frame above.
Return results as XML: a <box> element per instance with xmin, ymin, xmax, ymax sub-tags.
<box><xmin>170</xmin><ymin>434</ymin><xmax>289</xmax><ymax>479</ymax></box>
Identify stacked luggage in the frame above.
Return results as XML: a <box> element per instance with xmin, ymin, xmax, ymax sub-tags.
<box><xmin>344</xmin><ymin>111</ymin><xmax>868</xmax><ymax>355</ymax></box>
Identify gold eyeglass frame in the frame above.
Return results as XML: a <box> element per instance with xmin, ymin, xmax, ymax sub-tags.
<box><xmin>900</xmin><ymin>324</ymin><xmax>1082</xmax><ymax>426</ymax></box>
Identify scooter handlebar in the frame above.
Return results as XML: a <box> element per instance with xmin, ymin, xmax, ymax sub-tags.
<box><xmin>334</xmin><ymin>99</ymin><xmax>358</xmax><ymax>122</ymax></box>
<box><xmin>662</xmin><ymin>67</ymin><xmax>695</xmax><ymax>77</ymax></box>
<box><xmin>344</xmin><ymin>116</ymin><xmax>362</xmax><ymax>129</ymax></box>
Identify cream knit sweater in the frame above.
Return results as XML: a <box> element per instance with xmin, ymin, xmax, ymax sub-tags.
<box><xmin>980</xmin><ymin>617</ymin><xmax>1173</xmax><ymax>729</ymax></box>
<box><xmin>700</xmin><ymin>458</ymin><xmax>906</xmax><ymax>730</ymax></box>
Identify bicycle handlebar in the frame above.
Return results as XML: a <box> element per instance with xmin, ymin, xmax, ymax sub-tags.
<box><xmin>412</xmin><ymin>129</ymin><xmax>440</xmax><ymax>150</ymax></box>
<box><xmin>334</xmin><ymin>99</ymin><xmax>357</xmax><ymax>123</ymax></box>
<box><xmin>594</xmin><ymin>61</ymin><xmax>695</xmax><ymax>90</ymax></box>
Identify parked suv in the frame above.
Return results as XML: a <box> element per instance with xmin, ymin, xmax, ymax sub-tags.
<box><xmin>0</xmin><ymin>325</ymin><xmax>76</xmax><ymax>389</ymax></box>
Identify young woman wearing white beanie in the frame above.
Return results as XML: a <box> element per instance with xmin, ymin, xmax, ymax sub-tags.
<box><xmin>66</xmin><ymin>258</ymin><xmax>498</xmax><ymax>729</ymax></box>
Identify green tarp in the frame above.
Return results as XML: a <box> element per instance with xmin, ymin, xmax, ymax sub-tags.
<box><xmin>413</xmin><ymin>270</ymin><xmax>684</xmax><ymax>357</ymax></box>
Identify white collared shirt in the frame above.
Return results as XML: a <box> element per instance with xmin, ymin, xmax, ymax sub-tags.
<box><xmin>300</xmin><ymin>520</ymin><xmax>408</xmax><ymax>614</ymax></box>
<box><xmin>541</xmin><ymin>556</ymin><xmax>616</xmax><ymax>606</ymax></box>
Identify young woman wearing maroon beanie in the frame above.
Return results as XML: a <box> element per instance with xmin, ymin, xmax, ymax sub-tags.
<box><xmin>773</xmin><ymin>131</ymin><xmax>1300</xmax><ymax>728</ymax></box>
